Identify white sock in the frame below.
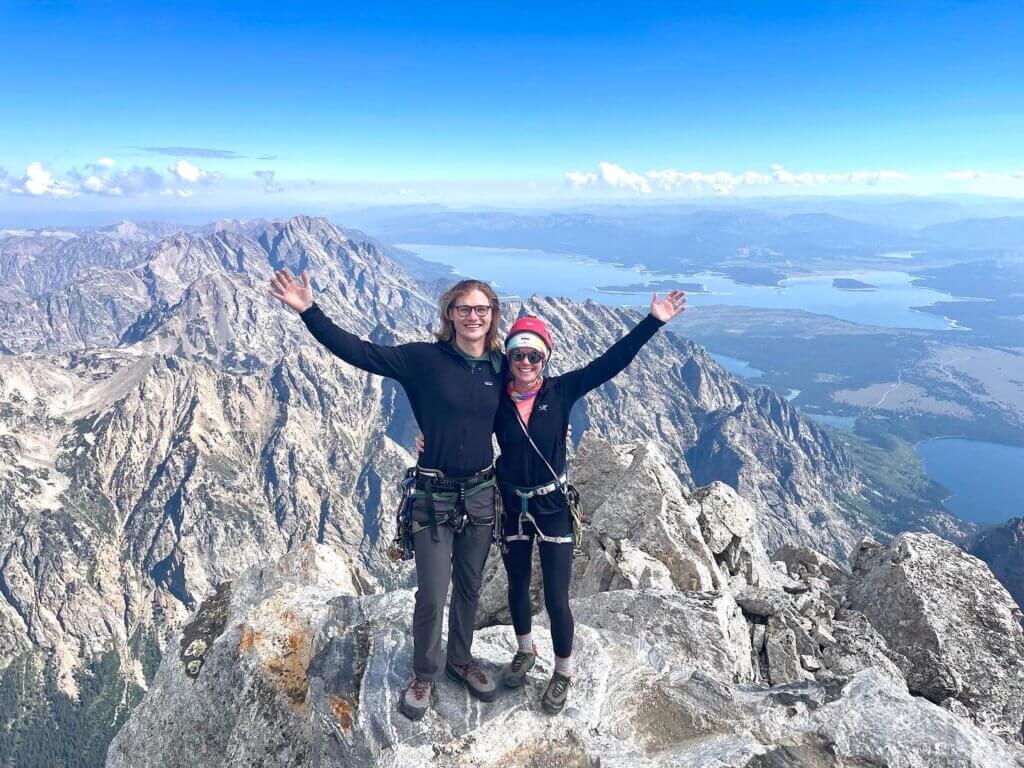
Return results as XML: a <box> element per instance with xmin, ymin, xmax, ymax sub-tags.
<box><xmin>554</xmin><ymin>655</ymin><xmax>572</xmax><ymax>676</ymax></box>
<box><xmin>516</xmin><ymin>633</ymin><xmax>534</xmax><ymax>653</ymax></box>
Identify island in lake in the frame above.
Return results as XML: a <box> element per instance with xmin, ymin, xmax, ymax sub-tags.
<box><xmin>595</xmin><ymin>280</ymin><xmax>707</xmax><ymax>295</ymax></box>
<box><xmin>833</xmin><ymin>277</ymin><xmax>878</xmax><ymax>291</ymax></box>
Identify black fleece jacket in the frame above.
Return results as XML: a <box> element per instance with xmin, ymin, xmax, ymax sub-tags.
<box><xmin>495</xmin><ymin>313</ymin><xmax>665</xmax><ymax>515</ymax></box>
<box><xmin>299</xmin><ymin>302</ymin><xmax>505</xmax><ymax>478</ymax></box>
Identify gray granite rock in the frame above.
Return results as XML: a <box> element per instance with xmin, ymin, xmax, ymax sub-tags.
<box><xmin>848</xmin><ymin>532</ymin><xmax>1024</xmax><ymax>742</ymax></box>
<box><xmin>107</xmin><ymin>543</ymin><xmax>1024</xmax><ymax>768</ymax></box>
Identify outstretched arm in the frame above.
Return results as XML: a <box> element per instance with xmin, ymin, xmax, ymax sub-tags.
<box><xmin>269</xmin><ymin>268</ymin><xmax>413</xmax><ymax>380</ymax></box>
<box><xmin>559</xmin><ymin>290</ymin><xmax>686</xmax><ymax>403</ymax></box>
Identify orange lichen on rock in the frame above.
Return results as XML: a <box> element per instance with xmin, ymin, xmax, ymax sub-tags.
<box><xmin>329</xmin><ymin>695</ymin><xmax>355</xmax><ymax>732</ymax></box>
<box><xmin>238</xmin><ymin>624</ymin><xmax>259</xmax><ymax>653</ymax></box>
<box><xmin>264</xmin><ymin>622</ymin><xmax>312</xmax><ymax>708</ymax></box>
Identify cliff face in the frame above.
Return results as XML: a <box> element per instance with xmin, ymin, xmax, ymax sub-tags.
<box><xmin>106</xmin><ymin>433</ymin><xmax>1024</xmax><ymax>767</ymax></box>
<box><xmin>0</xmin><ymin>216</ymin><xmax>971</xmax><ymax>766</ymax></box>
<box><xmin>971</xmin><ymin>517</ymin><xmax>1024</xmax><ymax>609</ymax></box>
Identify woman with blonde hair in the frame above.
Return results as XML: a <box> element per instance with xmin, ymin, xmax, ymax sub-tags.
<box><xmin>269</xmin><ymin>269</ymin><xmax>506</xmax><ymax>721</ymax></box>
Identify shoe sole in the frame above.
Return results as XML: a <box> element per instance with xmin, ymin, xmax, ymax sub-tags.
<box><xmin>504</xmin><ymin>658</ymin><xmax>536</xmax><ymax>688</ymax></box>
<box><xmin>446</xmin><ymin>667</ymin><xmax>499</xmax><ymax>702</ymax></box>
<box><xmin>398</xmin><ymin>699</ymin><xmax>428</xmax><ymax>721</ymax></box>
<box><xmin>542</xmin><ymin>698</ymin><xmax>566</xmax><ymax>715</ymax></box>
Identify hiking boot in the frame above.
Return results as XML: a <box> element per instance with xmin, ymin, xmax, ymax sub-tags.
<box><xmin>503</xmin><ymin>647</ymin><xmax>537</xmax><ymax>688</ymax></box>
<box><xmin>398</xmin><ymin>675</ymin><xmax>434</xmax><ymax>720</ymax></box>
<box><xmin>445</xmin><ymin>659</ymin><xmax>498</xmax><ymax>702</ymax></box>
<box><xmin>541</xmin><ymin>671</ymin><xmax>571</xmax><ymax>715</ymax></box>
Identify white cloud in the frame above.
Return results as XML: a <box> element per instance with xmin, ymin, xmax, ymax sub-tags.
<box><xmin>253</xmin><ymin>169</ymin><xmax>281</xmax><ymax>193</ymax></box>
<box><xmin>597</xmin><ymin>161</ymin><xmax>652</xmax><ymax>194</ymax></box>
<box><xmin>565</xmin><ymin>162</ymin><xmax>910</xmax><ymax>196</ymax></box>
<box><xmin>70</xmin><ymin>165</ymin><xmax>163</xmax><ymax>197</ymax></box>
<box><xmin>22</xmin><ymin>162</ymin><xmax>78</xmax><ymax>197</ymax></box>
<box><xmin>177</xmin><ymin>189</ymin><xmax>194</xmax><ymax>198</ymax></box>
<box><xmin>96</xmin><ymin>157</ymin><xmax>116</xmax><ymax>168</ymax></box>
<box><xmin>565</xmin><ymin>170</ymin><xmax>598</xmax><ymax>189</ymax></box>
<box><xmin>944</xmin><ymin>170</ymin><xmax>989</xmax><ymax>180</ymax></box>
<box><xmin>168</xmin><ymin>159</ymin><xmax>220</xmax><ymax>184</ymax></box>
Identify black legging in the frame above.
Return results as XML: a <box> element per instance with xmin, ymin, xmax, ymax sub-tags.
<box><xmin>502</xmin><ymin>507</ymin><xmax>574</xmax><ymax>658</ymax></box>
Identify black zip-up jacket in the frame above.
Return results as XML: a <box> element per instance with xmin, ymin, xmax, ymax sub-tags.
<box><xmin>299</xmin><ymin>302</ymin><xmax>505</xmax><ymax>478</ymax></box>
<box><xmin>495</xmin><ymin>313</ymin><xmax>666</xmax><ymax>515</ymax></box>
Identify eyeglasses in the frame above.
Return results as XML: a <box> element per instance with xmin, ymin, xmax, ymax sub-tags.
<box><xmin>509</xmin><ymin>349</ymin><xmax>545</xmax><ymax>364</ymax></box>
<box><xmin>452</xmin><ymin>304</ymin><xmax>492</xmax><ymax>318</ymax></box>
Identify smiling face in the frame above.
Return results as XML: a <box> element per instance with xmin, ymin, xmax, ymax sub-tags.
<box><xmin>509</xmin><ymin>347</ymin><xmax>546</xmax><ymax>389</ymax></box>
<box><xmin>447</xmin><ymin>288</ymin><xmax>493</xmax><ymax>345</ymax></box>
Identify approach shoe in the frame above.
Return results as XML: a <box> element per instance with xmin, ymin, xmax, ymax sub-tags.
<box><xmin>445</xmin><ymin>659</ymin><xmax>498</xmax><ymax>702</ymax></box>
<box><xmin>398</xmin><ymin>675</ymin><xmax>434</xmax><ymax>721</ymax></box>
<box><xmin>503</xmin><ymin>647</ymin><xmax>537</xmax><ymax>688</ymax></box>
<box><xmin>542</xmin><ymin>671</ymin><xmax>571</xmax><ymax>715</ymax></box>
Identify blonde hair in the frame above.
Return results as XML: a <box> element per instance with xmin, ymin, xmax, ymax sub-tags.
<box><xmin>434</xmin><ymin>279</ymin><xmax>503</xmax><ymax>353</ymax></box>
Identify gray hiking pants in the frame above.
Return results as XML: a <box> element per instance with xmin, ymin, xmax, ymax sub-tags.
<box><xmin>411</xmin><ymin>485</ymin><xmax>495</xmax><ymax>680</ymax></box>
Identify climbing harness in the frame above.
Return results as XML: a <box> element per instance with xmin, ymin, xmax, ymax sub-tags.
<box><xmin>388</xmin><ymin>463</ymin><xmax>497</xmax><ymax>561</ymax></box>
<box><xmin>507</xmin><ymin>410</ymin><xmax>587</xmax><ymax>556</ymax></box>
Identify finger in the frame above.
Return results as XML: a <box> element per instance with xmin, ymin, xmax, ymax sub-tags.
<box><xmin>302</xmin><ymin>270</ymin><xmax>310</xmax><ymax>288</ymax></box>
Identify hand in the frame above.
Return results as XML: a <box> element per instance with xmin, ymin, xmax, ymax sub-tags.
<box><xmin>650</xmin><ymin>289</ymin><xmax>686</xmax><ymax>322</ymax></box>
<box><xmin>268</xmin><ymin>268</ymin><xmax>314</xmax><ymax>313</ymax></box>
<box><xmin>414</xmin><ymin>433</ymin><xmax>425</xmax><ymax>454</ymax></box>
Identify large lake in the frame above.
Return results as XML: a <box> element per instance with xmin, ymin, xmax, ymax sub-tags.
<box><xmin>915</xmin><ymin>437</ymin><xmax>1024</xmax><ymax>525</ymax></box>
<box><xmin>400</xmin><ymin>243</ymin><xmax>973</xmax><ymax>331</ymax></box>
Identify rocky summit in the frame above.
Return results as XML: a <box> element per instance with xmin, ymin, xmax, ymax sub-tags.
<box><xmin>107</xmin><ymin>433</ymin><xmax>1024</xmax><ymax>768</ymax></box>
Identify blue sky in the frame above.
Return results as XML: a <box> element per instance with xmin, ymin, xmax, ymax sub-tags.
<box><xmin>1</xmin><ymin>0</ymin><xmax>1023</xmax><ymax>217</ymax></box>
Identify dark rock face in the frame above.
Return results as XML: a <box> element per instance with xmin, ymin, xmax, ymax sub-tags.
<box><xmin>971</xmin><ymin>517</ymin><xmax>1024</xmax><ymax>610</ymax></box>
<box><xmin>179</xmin><ymin>580</ymin><xmax>232</xmax><ymax>679</ymax></box>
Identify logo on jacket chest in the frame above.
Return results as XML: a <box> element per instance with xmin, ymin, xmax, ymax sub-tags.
<box><xmin>537</xmin><ymin>404</ymin><xmax>549</xmax><ymax>411</ymax></box>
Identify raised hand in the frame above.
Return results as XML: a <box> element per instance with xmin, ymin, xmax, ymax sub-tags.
<box><xmin>650</xmin><ymin>289</ymin><xmax>687</xmax><ymax>323</ymax></box>
<box><xmin>268</xmin><ymin>268</ymin><xmax>314</xmax><ymax>313</ymax></box>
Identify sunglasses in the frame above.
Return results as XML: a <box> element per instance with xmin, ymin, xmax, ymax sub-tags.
<box><xmin>452</xmin><ymin>304</ymin><xmax>492</xmax><ymax>318</ymax></box>
<box><xmin>509</xmin><ymin>349</ymin><xmax>545</xmax><ymax>364</ymax></box>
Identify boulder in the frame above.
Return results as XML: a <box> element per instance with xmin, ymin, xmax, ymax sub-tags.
<box><xmin>848</xmin><ymin>533</ymin><xmax>1024</xmax><ymax>741</ymax></box>
<box><xmin>695</xmin><ymin>481</ymin><xmax>782</xmax><ymax>589</ymax></box>
<box><xmin>771</xmin><ymin>542</ymin><xmax>850</xmax><ymax>585</ymax></box>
